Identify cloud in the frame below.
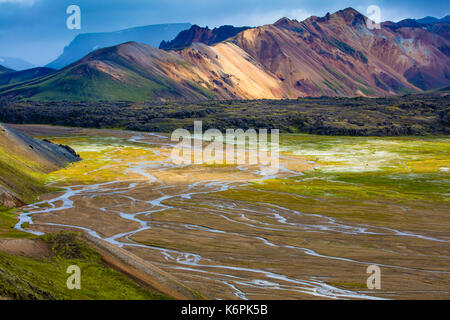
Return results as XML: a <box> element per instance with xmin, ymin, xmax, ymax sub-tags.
<box><xmin>0</xmin><ymin>0</ymin><xmax>35</xmax><ymax>5</ymax></box>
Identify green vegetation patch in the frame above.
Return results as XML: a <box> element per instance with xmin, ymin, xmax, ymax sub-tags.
<box><xmin>0</xmin><ymin>208</ymin><xmax>34</xmax><ymax>239</ymax></box>
<box><xmin>0</xmin><ymin>232</ymin><xmax>172</xmax><ymax>300</ymax></box>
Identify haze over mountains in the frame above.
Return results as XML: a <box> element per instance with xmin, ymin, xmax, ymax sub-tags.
<box><xmin>416</xmin><ymin>15</ymin><xmax>450</xmax><ymax>24</ymax></box>
<box><xmin>46</xmin><ymin>23</ymin><xmax>192</xmax><ymax>70</ymax></box>
<box><xmin>0</xmin><ymin>65</ymin><xmax>13</xmax><ymax>75</ymax></box>
<box><xmin>0</xmin><ymin>57</ymin><xmax>34</xmax><ymax>71</ymax></box>
<box><xmin>0</xmin><ymin>8</ymin><xmax>449</xmax><ymax>101</ymax></box>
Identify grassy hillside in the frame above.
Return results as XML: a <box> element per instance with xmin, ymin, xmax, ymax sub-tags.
<box><xmin>0</xmin><ymin>124</ymin><xmax>79</xmax><ymax>209</ymax></box>
<box><xmin>0</xmin><ymin>43</ymin><xmax>216</xmax><ymax>102</ymax></box>
<box><xmin>0</xmin><ymin>123</ymin><xmax>80</xmax><ymax>237</ymax></box>
<box><xmin>0</xmin><ymin>127</ymin><xmax>173</xmax><ymax>300</ymax></box>
<box><xmin>0</xmin><ymin>232</ymin><xmax>172</xmax><ymax>300</ymax></box>
<box><xmin>0</xmin><ymin>67</ymin><xmax>56</xmax><ymax>86</ymax></box>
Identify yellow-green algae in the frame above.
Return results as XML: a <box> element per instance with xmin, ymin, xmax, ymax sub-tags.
<box><xmin>0</xmin><ymin>134</ymin><xmax>173</xmax><ymax>300</ymax></box>
<box><xmin>220</xmin><ymin>134</ymin><xmax>450</xmax><ymax>229</ymax></box>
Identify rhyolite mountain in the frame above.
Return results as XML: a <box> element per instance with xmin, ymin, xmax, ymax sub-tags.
<box><xmin>159</xmin><ymin>25</ymin><xmax>252</xmax><ymax>50</ymax></box>
<box><xmin>46</xmin><ymin>23</ymin><xmax>192</xmax><ymax>70</ymax></box>
<box><xmin>1</xmin><ymin>8</ymin><xmax>449</xmax><ymax>101</ymax></box>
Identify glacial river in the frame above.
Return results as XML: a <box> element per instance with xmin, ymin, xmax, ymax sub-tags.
<box><xmin>15</xmin><ymin>127</ymin><xmax>450</xmax><ymax>299</ymax></box>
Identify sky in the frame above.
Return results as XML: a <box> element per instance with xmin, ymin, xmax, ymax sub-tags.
<box><xmin>0</xmin><ymin>0</ymin><xmax>449</xmax><ymax>66</ymax></box>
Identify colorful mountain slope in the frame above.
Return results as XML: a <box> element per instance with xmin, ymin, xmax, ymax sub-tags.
<box><xmin>160</xmin><ymin>25</ymin><xmax>251</xmax><ymax>50</ymax></box>
<box><xmin>1</xmin><ymin>8</ymin><xmax>449</xmax><ymax>101</ymax></box>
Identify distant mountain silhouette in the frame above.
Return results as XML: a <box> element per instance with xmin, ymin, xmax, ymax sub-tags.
<box><xmin>416</xmin><ymin>15</ymin><xmax>450</xmax><ymax>24</ymax></box>
<box><xmin>0</xmin><ymin>56</ymin><xmax>34</xmax><ymax>71</ymax></box>
<box><xmin>0</xmin><ymin>65</ymin><xmax>14</xmax><ymax>74</ymax></box>
<box><xmin>46</xmin><ymin>23</ymin><xmax>192</xmax><ymax>70</ymax></box>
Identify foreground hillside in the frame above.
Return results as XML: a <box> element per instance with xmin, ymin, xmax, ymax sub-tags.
<box><xmin>0</xmin><ymin>126</ymin><xmax>179</xmax><ymax>300</ymax></box>
<box><xmin>0</xmin><ymin>124</ymin><xmax>80</xmax><ymax>209</ymax></box>
<box><xmin>1</xmin><ymin>8</ymin><xmax>449</xmax><ymax>101</ymax></box>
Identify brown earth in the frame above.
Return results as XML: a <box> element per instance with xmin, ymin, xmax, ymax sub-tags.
<box><xmin>0</xmin><ymin>238</ymin><xmax>52</xmax><ymax>259</ymax></box>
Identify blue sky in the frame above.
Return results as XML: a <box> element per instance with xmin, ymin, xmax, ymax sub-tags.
<box><xmin>0</xmin><ymin>0</ymin><xmax>449</xmax><ymax>66</ymax></box>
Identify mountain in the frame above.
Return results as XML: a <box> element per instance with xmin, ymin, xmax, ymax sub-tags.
<box><xmin>416</xmin><ymin>15</ymin><xmax>450</xmax><ymax>24</ymax></box>
<box><xmin>384</xmin><ymin>18</ymin><xmax>425</xmax><ymax>30</ymax></box>
<box><xmin>0</xmin><ymin>67</ymin><xmax>56</xmax><ymax>86</ymax></box>
<box><xmin>410</xmin><ymin>16</ymin><xmax>450</xmax><ymax>39</ymax></box>
<box><xmin>1</xmin><ymin>8</ymin><xmax>449</xmax><ymax>101</ymax></box>
<box><xmin>46</xmin><ymin>23</ymin><xmax>192</xmax><ymax>70</ymax></box>
<box><xmin>0</xmin><ymin>65</ymin><xmax>13</xmax><ymax>75</ymax></box>
<box><xmin>160</xmin><ymin>25</ymin><xmax>251</xmax><ymax>50</ymax></box>
<box><xmin>0</xmin><ymin>57</ymin><xmax>34</xmax><ymax>71</ymax></box>
<box><xmin>0</xmin><ymin>42</ymin><xmax>219</xmax><ymax>101</ymax></box>
<box><xmin>0</xmin><ymin>124</ymin><xmax>80</xmax><ymax>208</ymax></box>
<box><xmin>416</xmin><ymin>16</ymin><xmax>440</xmax><ymax>24</ymax></box>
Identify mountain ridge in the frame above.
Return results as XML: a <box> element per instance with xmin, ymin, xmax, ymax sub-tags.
<box><xmin>1</xmin><ymin>8</ymin><xmax>449</xmax><ymax>101</ymax></box>
<box><xmin>46</xmin><ymin>23</ymin><xmax>192</xmax><ymax>70</ymax></box>
<box><xmin>0</xmin><ymin>67</ymin><xmax>56</xmax><ymax>86</ymax></box>
<box><xmin>159</xmin><ymin>25</ymin><xmax>252</xmax><ymax>50</ymax></box>
<box><xmin>0</xmin><ymin>65</ymin><xmax>13</xmax><ymax>74</ymax></box>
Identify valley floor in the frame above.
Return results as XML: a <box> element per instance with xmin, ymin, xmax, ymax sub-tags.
<box><xmin>5</xmin><ymin>124</ymin><xmax>450</xmax><ymax>300</ymax></box>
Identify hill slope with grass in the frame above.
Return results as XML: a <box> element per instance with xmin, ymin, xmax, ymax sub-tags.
<box><xmin>0</xmin><ymin>232</ymin><xmax>173</xmax><ymax>300</ymax></box>
<box><xmin>0</xmin><ymin>42</ymin><xmax>218</xmax><ymax>101</ymax></box>
<box><xmin>0</xmin><ymin>123</ymin><xmax>80</xmax><ymax>209</ymax></box>
<box><xmin>0</xmin><ymin>67</ymin><xmax>56</xmax><ymax>86</ymax></box>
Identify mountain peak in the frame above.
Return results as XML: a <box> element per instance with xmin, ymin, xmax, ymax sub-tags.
<box><xmin>160</xmin><ymin>24</ymin><xmax>251</xmax><ymax>50</ymax></box>
<box><xmin>332</xmin><ymin>7</ymin><xmax>366</xmax><ymax>25</ymax></box>
<box><xmin>274</xmin><ymin>17</ymin><xmax>296</xmax><ymax>26</ymax></box>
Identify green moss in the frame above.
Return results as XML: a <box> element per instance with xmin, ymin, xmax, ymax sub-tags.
<box><xmin>327</xmin><ymin>281</ymin><xmax>367</xmax><ymax>290</ymax></box>
<box><xmin>0</xmin><ymin>232</ymin><xmax>173</xmax><ymax>300</ymax></box>
<box><xmin>0</xmin><ymin>208</ymin><xmax>34</xmax><ymax>239</ymax></box>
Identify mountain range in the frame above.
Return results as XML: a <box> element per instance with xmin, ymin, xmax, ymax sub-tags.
<box><xmin>0</xmin><ymin>8</ymin><xmax>449</xmax><ymax>101</ymax></box>
<box><xmin>416</xmin><ymin>15</ymin><xmax>450</xmax><ymax>24</ymax></box>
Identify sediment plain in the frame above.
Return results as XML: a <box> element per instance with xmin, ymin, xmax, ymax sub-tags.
<box><xmin>10</xmin><ymin>124</ymin><xmax>450</xmax><ymax>300</ymax></box>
